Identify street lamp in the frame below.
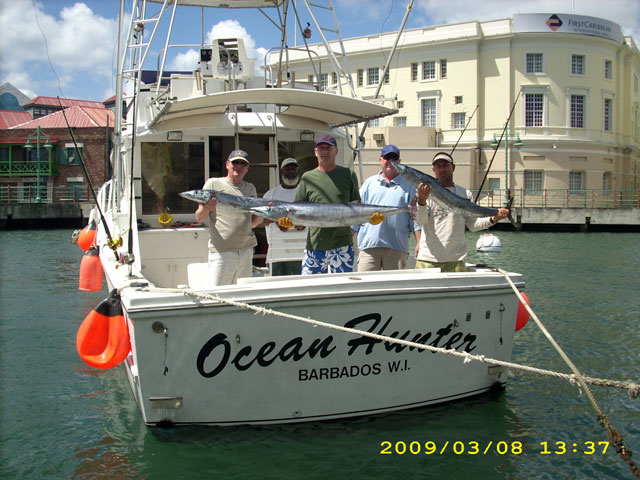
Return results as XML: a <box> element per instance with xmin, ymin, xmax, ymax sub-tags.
<box><xmin>491</xmin><ymin>128</ymin><xmax>522</xmax><ymax>204</ymax></box>
<box><xmin>23</xmin><ymin>126</ymin><xmax>53</xmax><ymax>203</ymax></box>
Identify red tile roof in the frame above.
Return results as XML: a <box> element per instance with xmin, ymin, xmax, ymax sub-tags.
<box><xmin>10</xmin><ymin>106</ymin><xmax>116</xmax><ymax>129</ymax></box>
<box><xmin>23</xmin><ymin>96</ymin><xmax>105</xmax><ymax>109</ymax></box>
<box><xmin>0</xmin><ymin>110</ymin><xmax>33</xmax><ymax>129</ymax></box>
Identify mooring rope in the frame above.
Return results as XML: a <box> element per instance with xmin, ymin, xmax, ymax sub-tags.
<box><xmin>131</xmin><ymin>282</ymin><xmax>639</xmax><ymax>477</ymax></box>
<box><xmin>132</xmin><ymin>285</ymin><xmax>638</xmax><ymax>395</ymax></box>
<box><xmin>495</xmin><ymin>268</ymin><xmax>639</xmax><ymax>478</ymax></box>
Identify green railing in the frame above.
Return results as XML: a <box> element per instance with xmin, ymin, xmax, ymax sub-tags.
<box><xmin>474</xmin><ymin>189</ymin><xmax>640</xmax><ymax>209</ymax></box>
<box><xmin>0</xmin><ymin>160</ymin><xmax>55</xmax><ymax>177</ymax></box>
<box><xmin>0</xmin><ymin>185</ymin><xmax>90</xmax><ymax>203</ymax></box>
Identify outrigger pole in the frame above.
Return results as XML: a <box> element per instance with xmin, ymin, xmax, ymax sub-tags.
<box><xmin>474</xmin><ymin>91</ymin><xmax>521</xmax><ymax>203</ymax></box>
<box><xmin>450</xmin><ymin>104</ymin><xmax>478</xmax><ymax>155</ymax></box>
<box><xmin>57</xmin><ymin>97</ymin><xmax>120</xmax><ymax>261</ymax></box>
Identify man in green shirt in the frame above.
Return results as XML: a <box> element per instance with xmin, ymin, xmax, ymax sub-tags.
<box><xmin>294</xmin><ymin>134</ymin><xmax>360</xmax><ymax>274</ymax></box>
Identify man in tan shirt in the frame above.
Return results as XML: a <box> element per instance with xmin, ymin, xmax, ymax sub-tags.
<box><xmin>195</xmin><ymin>149</ymin><xmax>262</xmax><ymax>286</ymax></box>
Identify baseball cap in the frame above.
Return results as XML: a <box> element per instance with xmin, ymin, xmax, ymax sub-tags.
<box><xmin>432</xmin><ymin>151</ymin><xmax>454</xmax><ymax>165</ymax></box>
<box><xmin>380</xmin><ymin>144</ymin><xmax>400</xmax><ymax>158</ymax></box>
<box><xmin>280</xmin><ymin>157</ymin><xmax>299</xmax><ymax>168</ymax></box>
<box><xmin>227</xmin><ymin>149</ymin><xmax>250</xmax><ymax>164</ymax></box>
<box><xmin>314</xmin><ymin>134</ymin><xmax>337</xmax><ymax>147</ymax></box>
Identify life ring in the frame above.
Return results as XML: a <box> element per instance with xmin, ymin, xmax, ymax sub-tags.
<box><xmin>158</xmin><ymin>210</ymin><xmax>172</xmax><ymax>227</ymax></box>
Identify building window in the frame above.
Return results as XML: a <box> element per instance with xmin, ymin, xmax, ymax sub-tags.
<box><xmin>422</xmin><ymin>61</ymin><xmax>436</xmax><ymax>80</ymax></box>
<box><xmin>526</xmin><ymin>53</ymin><xmax>544</xmax><ymax>73</ymax></box>
<box><xmin>604</xmin><ymin>60</ymin><xmax>613</xmax><ymax>80</ymax></box>
<box><xmin>421</xmin><ymin>98</ymin><xmax>437</xmax><ymax>127</ymax></box>
<box><xmin>367</xmin><ymin>67</ymin><xmax>379</xmax><ymax>86</ymax></box>
<box><xmin>320</xmin><ymin>73</ymin><xmax>328</xmax><ymax>90</ymax></box>
<box><xmin>602</xmin><ymin>172</ymin><xmax>612</xmax><ymax>194</ymax></box>
<box><xmin>396</xmin><ymin>100</ymin><xmax>404</xmax><ymax>109</ymax></box>
<box><xmin>357</xmin><ymin>69</ymin><xmax>363</xmax><ymax>87</ymax></box>
<box><xmin>571</xmin><ymin>54</ymin><xmax>585</xmax><ymax>75</ymax></box>
<box><xmin>59</xmin><ymin>145</ymin><xmax>83</xmax><ymax>165</ymax></box>
<box><xmin>440</xmin><ymin>59</ymin><xmax>447</xmax><ymax>79</ymax></box>
<box><xmin>308</xmin><ymin>74</ymin><xmax>314</xmax><ymax>84</ymax></box>
<box><xmin>331</xmin><ymin>72</ymin><xmax>338</xmax><ymax>86</ymax></box>
<box><xmin>369</xmin><ymin>118</ymin><xmax>380</xmax><ymax>127</ymax></box>
<box><xmin>525</xmin><ymin>93</ymin><xmax>544</xmax><ymax>127</ymax></box>
<box><xmin>394</xmin><ymin>116</ymin><xmax>407</xmax><ymax>127</ymax></box>
<box><xmin>524</xmin><ymin>170</ymin><xmax>543</xmax><ymax>195</ymax></box>
<box><xmin>411</xmin><ymin>63</ymin><xmax>418</xmax><ymax>82</ymax></box>
<box><xmin>383</xmin><ymin>69</ymin><xmax>389</xmax><ymax>84</ymax></box>
<box><xmin>603</xmin><ymin>98</ymin><xmax>612</xmax><ymax>131</ymax></box>
<box><xmin>453</xmin><ymin>112</ymin><xmax>465</xmax><ymax>129</ymax></box>
<box><xmin>454</xmin><ymin>95</ymin><xmax>463</xmax><ymax>104</ymax></box>
<box><xmin>569</xmin><ymin>171</ymin><xmax>584</xmax><ymax>195</ymax></box>
<box><xmin>635</xmin><ymin>74</ymin><xmax>638</xmax><ymax>94</ymax></box>
<box><xmin>489</xmin><ymin>178</ymin><xmax>501</xmax><ymax>193</ymax></box>
<box><xmin>570</xmin><ymin>95</ymin><xmax>585</xmax><ymax>128</ymax></box>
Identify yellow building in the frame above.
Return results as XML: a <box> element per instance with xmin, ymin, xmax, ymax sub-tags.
<box><xmin>284</xmin><ymin>13</ymin><xmax>640</xmax><ymax>208</ymax></box>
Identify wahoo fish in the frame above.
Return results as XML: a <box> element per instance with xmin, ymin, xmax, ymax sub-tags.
<box><xmin>248</xmin><ymin>202</ymin><xmax>409</xmax><ymax>228</ymax></box>
<box><xmin>179</xmin><ymin>189</ymin><xmax>284</xmax><ymax>212</ymax></box>
<box><xmin>390</xmin><ymin>161</ymin><xmax>515</xmax><ymax>224</ymax></box>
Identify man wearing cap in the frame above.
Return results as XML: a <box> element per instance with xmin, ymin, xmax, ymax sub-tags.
<box><xmin>415</xmin><ymin>151</ymin><xmax>510</xmax><ymax>272</ymax></box>
<box><xmin>262</xmin><ymin>157</ymin><xmax>305</xmax><ymax>276</ymax></box>
<box><xmin>352</xmin><ymin>144</ymin><xmax>421</xmax><ymax>271</ymax></box>
<box><xmin>195</xmin><ymin>149</ymin><xmax>262</xmax><ymax>286</ymax></box>
<box><xmin>294</xmin><ymin>134</ymin><xmax>360</xmax><ymax>274</ymax></box>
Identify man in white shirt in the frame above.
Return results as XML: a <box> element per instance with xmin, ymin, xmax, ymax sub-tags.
<box><xmin>415</xmin><ymin>151</ymin><xmax>510</xmax><ymax>272</ymax></box>
<box><xmin>262</xmin><ymin>157</ymin><xmax>305</xmax><ymax>275</ymax></box>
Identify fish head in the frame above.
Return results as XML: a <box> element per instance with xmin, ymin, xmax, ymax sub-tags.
<box><xmin>179</xmin><ymin>189</ymin><xmax>214</xmax><ymax>203</ymax></box>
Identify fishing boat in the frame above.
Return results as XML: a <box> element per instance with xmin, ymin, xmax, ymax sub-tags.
<box><xmin>77</xmin><ymin>0</ymin><xmax>528</xmax><ymax>426</ymax></box>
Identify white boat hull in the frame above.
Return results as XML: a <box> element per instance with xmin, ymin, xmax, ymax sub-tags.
<box><xmin>113</xmin><ymin>269</ymin><xmax>521</xmax><ymax>425</ymax></box>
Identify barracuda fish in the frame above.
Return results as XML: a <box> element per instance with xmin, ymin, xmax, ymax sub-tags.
<box><xmin>248</xmin><ymin>202</ymin><xmax>409</xmax><ymax>228</ymax></box>
<box><xmin>390</xmin><ymin>161</ymin><xmax>515</xmax><ymax>224</ymax></box>
<box><xmin>179</xmin><ymin>189</ymin><xmax>284</xmax><ymax>212</ymax></box>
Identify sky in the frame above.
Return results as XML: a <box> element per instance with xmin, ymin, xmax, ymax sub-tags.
<box><xmin>1</xmin><ymin>0</ymin><xmax>639</xmax><ymax>103</ymax></box>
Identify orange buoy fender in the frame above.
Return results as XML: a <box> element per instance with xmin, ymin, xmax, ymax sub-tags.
<box><xmin>515</xmin><ymin>292</ymin><xmax>531</xmax><ymax>331</ymax></box>
<box><xmin>79</xmin><ymin>246</ymin><xmax>103</xmax><ymax>292</ymax></box>
<box><xmin>77</xmin><ymin>289</ymin><xmax>131</xmax><ymax>369</ymax></box>
<box><xmin>77</xmin><ymin>220</ymin><xmax>97</xmax><ymax>251</ymax></box>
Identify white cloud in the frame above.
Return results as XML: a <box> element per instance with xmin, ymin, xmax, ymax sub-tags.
<box><xmin>0</xmin><ymin>0</ymin><xmax>117</xmax><ymax>100</ymax></box>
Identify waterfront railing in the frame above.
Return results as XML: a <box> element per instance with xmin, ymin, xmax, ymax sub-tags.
<box><xmin>474</xmin><ymin>189</ymin><xmax>639</xmax><ymax>209</ymax></box>
<box><xmin>1</xmin><ymin>185</ymin><xmax>638</xmax><ymax>209</ymax></box>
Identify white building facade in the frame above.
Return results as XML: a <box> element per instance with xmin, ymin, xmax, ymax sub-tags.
<box><xmin>284</xmin><ymin>13</ymin><xmax>640</xmax><ymax>207</ymax></box>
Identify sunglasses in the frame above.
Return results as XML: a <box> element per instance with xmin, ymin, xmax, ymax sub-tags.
<box><xmin>383</xmin><ymin>154</ymin><xmax>399</xmax><ymax>161</ymax></box>
<box><xmin>230</xmin><ymin>160</ymin><xmax>249</xmax><ymax>166</ymax></box>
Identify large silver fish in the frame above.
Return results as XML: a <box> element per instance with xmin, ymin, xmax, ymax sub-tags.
<box><xmin>179</xmin><ymin>189</ymin><xmax>284</xmax><ymax>212</ymax></box>
<box><xmin>390</xmin><ymin>161</ymin><xmax>515</xmax><ymax>224</ymax></box>
<box><xmin>248</xmin><ymin>202</ymin><xmax>409</xmax><ymax>228</ymax></box>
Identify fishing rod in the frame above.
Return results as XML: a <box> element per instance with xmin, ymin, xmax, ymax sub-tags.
<box><xmin>474</xmin><ymin>91</ymin><xmax>521</xmax><ymax>203</ymax></box>
<box><xmin>450</xmin><ymin>104</ymin><xmax>478</xmax><ymax>155</ymax></box>
<box><xmin>57</xmin><ymin>97</ymin><xmax>121</xmax><ymax>261</ymax></box>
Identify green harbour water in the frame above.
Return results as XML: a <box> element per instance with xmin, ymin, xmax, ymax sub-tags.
<box><xmin>0</xmin><ymin>229</ymin><xmax>638</xmax><ymax>479</ymax></box>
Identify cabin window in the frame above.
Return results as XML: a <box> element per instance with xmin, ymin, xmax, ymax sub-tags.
<box><xmin>140</xmin><ymin>142</ymin><xmax>205</xmax><ymax>215</ymax></box>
